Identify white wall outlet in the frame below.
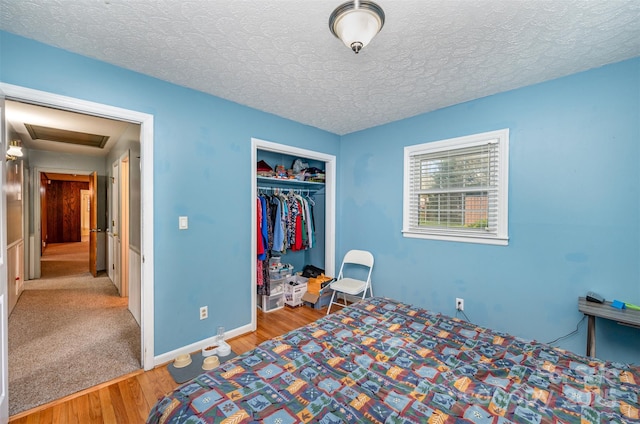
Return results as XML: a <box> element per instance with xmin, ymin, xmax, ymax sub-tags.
<box><xmin>456</xmin><ymin>298</ymin><xmax>464</xmax><ymax>311</ymax></box>
<box><xmin>200</xmin><ymin>306</ymin><xmax>208</xmax><ymax>320</ymax></box>
<box><xmin>179</xmin><ymin>216</ymin><xmax>188</xmax><ymax>230</ymax></box>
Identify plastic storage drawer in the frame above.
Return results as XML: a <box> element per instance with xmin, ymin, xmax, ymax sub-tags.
<box><xmin>269</xmin><ymin>278</ymin><xmax>285</xmax><ymax>296</ymax></box>
<box><xmin>260</xmin><ymin>293</ymin><xmax>284</xmax><ymax>312</ymax></box>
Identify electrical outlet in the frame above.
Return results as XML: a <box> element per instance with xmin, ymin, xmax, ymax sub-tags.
<box><xmin>456</xmin><ymin>298</ymin><xmax>464</xmax><ymax>311</ymax></box>
<box><xmin>200</xmin><ymin>306</ymin><xmax>208</xmax><ymax>320</ymax></box>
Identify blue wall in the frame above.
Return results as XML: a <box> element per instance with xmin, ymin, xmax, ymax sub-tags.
<box><xmin>338</xmin><ymin>58</ymin><xmax>640</xmax><ymax>364</ymax></box>
<box><xmin>0</xmin><ymin>31</ymin><xmax>340</xmax><ymax>355</ymax></box>
<box><xmin>2</xmin><ymin>31</ymin><xmax>639</xmax><ymax>364</ymax></box>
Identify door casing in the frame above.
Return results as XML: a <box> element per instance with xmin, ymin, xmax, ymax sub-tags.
<box><xmin>0</xmin><ymin>84</ymin><xmax>10</xmax><ymax>421</ymax></box>
<box><xmin>0</xmin><ymin>83</ymin><xmax>155</xmax><ymax>370</ymax></box>
<box><xmin>250</xmin><ymin>138</ymin><xmax>336</xmax><ymax>332</ymax></box>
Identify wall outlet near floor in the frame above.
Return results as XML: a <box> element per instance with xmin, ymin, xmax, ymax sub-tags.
<box><xmin>456</xmin><ymin>298</ymin><xmax>464</xmax><ymax>311</ymax></box>
<box><xmin>200</xmin><ymin>306</ymin><xmax>208</xmax><ymax>320</ymax></box>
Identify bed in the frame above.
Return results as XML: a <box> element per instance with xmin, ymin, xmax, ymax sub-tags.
<box><xmin>147</xmin><ymin>297</ymin><xmax>640</xmax><ymax>423</ymax></box>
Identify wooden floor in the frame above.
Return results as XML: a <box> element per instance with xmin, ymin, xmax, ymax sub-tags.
<box><xmin>9</xmin><ymin>305</ymin><xmax>329</xmax><ymax>423</ymax></box>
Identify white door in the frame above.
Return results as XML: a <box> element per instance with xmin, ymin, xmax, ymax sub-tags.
<box><xmin>89</xmin><ymin>171</ymin><xmax>99</xmax><ymax>277</ymax></box>
<box><xmin>119</xmin><ymin>154</ymin><xmax>129</xmax><ymax>298</ymax></box>
<box><xmin>118</xmin><ymin>153</ymin><xmax>129</xmax><ymax>297</ymax></box>
<box><xmin>111</xmin><ymin>160</ymin><xmax>121</xmax><ymax>294</ymax></box>
<box><xmin>0</xmin><ymin>89</ymin><xmax>10</xmax><ymax>420</ymax></box>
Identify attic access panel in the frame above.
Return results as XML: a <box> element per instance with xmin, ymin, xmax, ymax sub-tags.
<box><xmin>24</xmin><ymin>123</ymin><xmax>109</xmax><ymax>148</ymax></box>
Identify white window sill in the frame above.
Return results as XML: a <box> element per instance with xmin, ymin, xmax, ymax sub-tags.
<box><xmin>402</xmin><ymin>230</ymin><xmax>509</xmax><ymax>246</ymax></box>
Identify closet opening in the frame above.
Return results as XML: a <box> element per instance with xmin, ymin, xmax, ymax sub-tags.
<box><xmin>250</xmin><ymin>138</ymin><xmax>336</xmax><ymax>330</ymax></box>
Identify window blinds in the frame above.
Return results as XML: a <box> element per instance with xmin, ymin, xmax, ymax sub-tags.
<box><xmin>407</xmin><ymin>140</ymin><xmax>500</xmax><ymax>237</ymax></box>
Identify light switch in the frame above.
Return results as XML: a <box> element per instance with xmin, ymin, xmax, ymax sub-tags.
<box><xmin>179</xmin><ymin>216</ymin><xmax>188</xmax><ymax>230</ymax></box>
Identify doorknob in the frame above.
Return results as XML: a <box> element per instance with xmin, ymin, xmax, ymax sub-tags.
<box><xmin>89</xmin><ymin>228</ymin><xmax>103</xmax><ymax>233</ymax></box>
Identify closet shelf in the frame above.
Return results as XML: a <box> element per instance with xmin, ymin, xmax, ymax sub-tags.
<box><xmin>257</xmin><ymin>176</ymin><xmax>325</xmax><ymax>191</ymax></box>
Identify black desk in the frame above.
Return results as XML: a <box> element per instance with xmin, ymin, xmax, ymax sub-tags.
<box><xmin>578</xmin><ymin>297</ymin><xmax>640</xmax><ymax>357</ymax></box>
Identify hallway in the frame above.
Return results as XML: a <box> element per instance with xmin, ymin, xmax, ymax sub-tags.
<box><xmin>8</xmin><ymin>242</ymin><xmax>141</xmax><ymax>416</ymax></box>
<box><xmin>40</xmin><ymin>240</ymin><xmax>90</xmax><ymax>278</ymax></box>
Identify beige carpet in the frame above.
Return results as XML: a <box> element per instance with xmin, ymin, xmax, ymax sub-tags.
<box><xmin>40</xmin><ymin>240</ymin><xmax>91</xmax><ymax>278</ymax></box>
<box><xmin>8</xmin><ymin>242</ymin><xmax>141</xmax><ymax>416</ymax></box>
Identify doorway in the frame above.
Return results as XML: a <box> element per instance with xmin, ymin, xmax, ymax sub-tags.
<box><xmin>38</xmin><ymin>172</ymin><xmax>91</xmax><ymax>276</ymax></box>
<box><xmin>0</xmin><ymin>82</ymin><xmax>156</xmax><ymax>373</ymax></box>
<box><xmin>6</xmin><ymin>124</ymin><xmax>141</xmax><ymax>414</ymax></box>
<box><xmin>250</xmin><ymin>138</ymin><xmax>336</xmax><ymax>332</ymax></box>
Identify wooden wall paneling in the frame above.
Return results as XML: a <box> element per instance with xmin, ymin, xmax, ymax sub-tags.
<box><xmin>46</xmin><ymin>180</ymin><xmax>89</xmax><ymax>243</ymax></box>
<box><xmin>46</xmin><ymin>181</ymin><xmax>61</xmax><ymax>243</ymax></box>
<box><xmin>63</xmin><ymin>182</ymin><xmax>79</xmax><ymax>241</ymax></box>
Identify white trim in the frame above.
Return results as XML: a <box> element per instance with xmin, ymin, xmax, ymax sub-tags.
<box><xmin>403</xmin><ymin>128</ymin><xmax>509</xmax><ymax>245</ymax></box>
<box><xmin>251</xmin><ymin>138</ymin><xmax>336</xmax><ymax>332</ymax></box>
<box><xmin>0</xmin><ymin>90</ymin><xmax>8</xmax><ymax>420</ymax></box>
<box><xmin>402</xmin><ymin>232</ymin><xmax>509</xmax><ymax>246</ymax></box>
<box><xmin>154</xmin><ymin>323</ymin><xmax>253</xmax><ymax>366</ymax></box>
<box><xmin>0</xmin><ymin>83</ymin><xmax>155</xmax><ymax>370</ymax></box>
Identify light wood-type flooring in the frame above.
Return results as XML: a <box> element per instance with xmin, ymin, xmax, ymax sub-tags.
<box><xmin>9</xmin><ymin>305</ymin><xmax>331</xmax><ymax>423</ymax></box>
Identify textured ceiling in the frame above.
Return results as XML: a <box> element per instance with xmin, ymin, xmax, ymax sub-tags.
<box><xmin>1</xmin><ymin>0</ymin><xmax>639</xmax><ymax>135</ymax></box>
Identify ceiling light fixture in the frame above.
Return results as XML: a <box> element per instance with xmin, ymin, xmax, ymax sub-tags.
<box><xmin>329</xmin><ymin>0</ymin><xmax>385</xmax><ymax>54</ymax></box>
<box><xmin>6</xmin><ymin>140</ymin><xmax>23</xmax><ymax>161</ymax></box>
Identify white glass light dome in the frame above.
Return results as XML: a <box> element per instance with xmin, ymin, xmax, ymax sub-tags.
<box><xmin>329</xmin><ymin>1</ymin><xmax>385</xmax><ymax>54</ymax></box>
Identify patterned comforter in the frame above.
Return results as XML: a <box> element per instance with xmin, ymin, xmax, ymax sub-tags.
<box><xmin>147</xmin><ymin>297</ymin><xmax>640</xmax><ymax>423</ymax></box>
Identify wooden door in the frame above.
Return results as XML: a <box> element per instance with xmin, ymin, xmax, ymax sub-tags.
<box><xmin>89</xmin><ymin>171</ymin><xmax>98</xmax><ymax>277</ymax></box>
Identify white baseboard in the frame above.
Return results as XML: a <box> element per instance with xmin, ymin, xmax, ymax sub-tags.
<box><xmin>153</xmin><ymin>322</ymin><xmax>254</xmax><ymax>367</ymax></box>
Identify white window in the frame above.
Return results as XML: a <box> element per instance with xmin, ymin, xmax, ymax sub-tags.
<box><xmin>403</xmin><ymin>129</ymin><xmax>509</xmax><ymax>245</ymax></box>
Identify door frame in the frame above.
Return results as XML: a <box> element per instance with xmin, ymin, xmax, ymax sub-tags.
<box><xmin>250</xmin><ymin>138</ymin><xmax>336</xmax><ymax>331</ymax></box>
<box><xmin>0</xmin><ymin>83</ymin><xmax>155</xmax><ymax>370</ymax></box>
<box><xmin>0</xmin><ymin>84</ymin><xmax>10</xmax><ymax>421</ymax></box>
<box><xmin>33</xmin><ymin>169</ymin><xmax>96</xmax><ymax>277</ymax></box>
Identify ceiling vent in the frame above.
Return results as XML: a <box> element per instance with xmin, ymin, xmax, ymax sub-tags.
<box><xmin>25</xmin><ymin>123</ymin><xmax>109</xmax><ymax>148</ymax></box>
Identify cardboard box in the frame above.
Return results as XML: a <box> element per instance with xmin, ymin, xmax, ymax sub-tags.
<box><xmin>302</xmin><ymin>290</ymin><xmax>332</xmax><ymax>310</ymax></box>
<box><xmin>307</xmin><ymin>275</ymin><xmax>333</xmax><ymax>294</ymax></box>
<box><xmin>284</xmin><ymin>276</ymin><xmax>307</xmax><ymax>307</ymax></box>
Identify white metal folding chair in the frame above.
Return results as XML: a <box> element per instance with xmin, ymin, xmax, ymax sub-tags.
<box><xmin>326</xmin><ymin>249</ymin><xmax>374</xmax><ymax>315</ymax></box>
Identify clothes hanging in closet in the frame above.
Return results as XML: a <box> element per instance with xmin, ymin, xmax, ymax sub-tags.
<box><xmin>257</xmin><ymin>198</ymin><xmax>264</xmax><ymax>289</ymax></box>
<box><xmin>256</xmin><ymin>191</ymin><xmax>316</xmax><ymax>297</ymax></box>
<box><xmin>256</xmin><ymin>195</ymin><xmax>273</xmax><ymax>296</ymax></box>
<box><xmin>271</xmin><ymin>191</ymin><xmax>315</xmax><ymax>254</ymax></box>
